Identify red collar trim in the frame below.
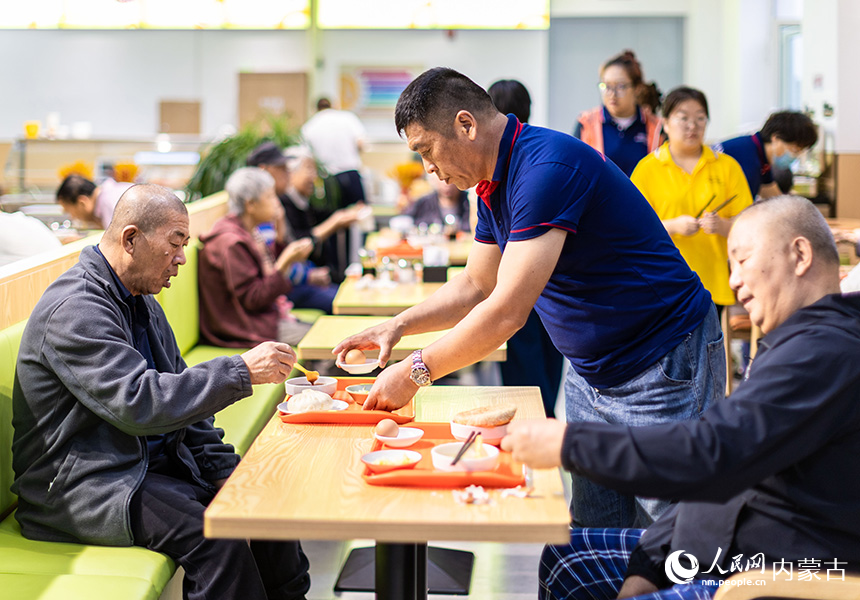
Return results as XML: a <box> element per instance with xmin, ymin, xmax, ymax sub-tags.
<box><xmin>477</xmin><ymin>118</ymin><xmax>523</xmax><ymax>209</ymax></box>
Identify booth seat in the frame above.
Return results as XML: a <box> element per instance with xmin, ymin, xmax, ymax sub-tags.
<box><xmin>0</xmin><ymin>320</ymin><xmax>179</xmax><ymax>600</ymax></box>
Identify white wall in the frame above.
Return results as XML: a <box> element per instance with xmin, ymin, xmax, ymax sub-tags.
<box><xmin>0</xmin><ymin>1</ymin><xmax>790</xmax><ymax>144</ymax></box>
<box><xmin>310</xmin><ymin>28</ymin><xmax>548</xmax><ymax>140</ymax></box>
<box><xmin>0</xmin><ymin>29</ymin><xmax>309</xmax><ymax>140</ymax></box>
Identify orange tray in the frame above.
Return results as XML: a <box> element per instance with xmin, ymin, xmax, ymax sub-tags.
<box><xmin>278</xmin><ymin>377</ymin><xmax>414</xmax><ymax>425</ymax></box>
<box><xmin>361</xmin><ymin>422</ymin><xmax>525</xmax><ymax>488</ymax></box>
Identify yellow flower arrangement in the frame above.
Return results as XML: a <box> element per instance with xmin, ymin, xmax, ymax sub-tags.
<box><xmin>58</xmin><ymin>160</ymin><xmax>93</xmax><ymax>181</ymax></box>
<box><xmin>114</xmin><ymin>162</ymin><xmax>139</xmax><ymax>183</ymax></box>
<box><xmin>388</xmin><ymin>161</ymin><xmax>426</xmax><ymax>192</ymax></box>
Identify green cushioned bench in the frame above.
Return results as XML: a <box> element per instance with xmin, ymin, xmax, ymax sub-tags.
<box><xmin>0</xmin><ymin>319</ymin><xmax>178</xmax><ymax>600</ymax></box>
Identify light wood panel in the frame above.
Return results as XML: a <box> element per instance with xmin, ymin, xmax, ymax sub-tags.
<box><xmin>204</xmin><ymin>386</ymin><xmax>570</xmax><ymax>544</ymax></box>
<box><xmin>0</xmin><ymin>191</ymin><xmax>228</xmax><ymax>330</ymax></box>
<box><xmin>836</xmin><ymin>154</ymin><xmax>860</xmax><ymax>219</ymax></box>
<box><xmin>332</xmin><ymin>279</ymin><xmax>444</xmax><ymax>315</ymax></box>
<box><xmin>296</xmin><ymin>315</ymin><xmax>506</xmax><ymax>361</ymax></box>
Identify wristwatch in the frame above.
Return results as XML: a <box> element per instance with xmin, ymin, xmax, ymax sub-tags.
<box><xmin>409</xmin><ymin>349</ymin><xmax>433</xmax><ymax>387</ymax></box>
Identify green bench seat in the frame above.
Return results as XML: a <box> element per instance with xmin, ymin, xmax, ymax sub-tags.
<box><xmin>0</xmin><ymin>573</ymin><xmax>160</xmax><ymax>600</ymax></box>
<box><xmin>0</xmin><ymin>319</ymin><xmax>177</xmax><ymax>600</ymax></box>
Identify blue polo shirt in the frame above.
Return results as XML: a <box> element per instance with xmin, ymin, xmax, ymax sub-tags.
<box><xmin>714</xmin><ymin>132</ymin><xmax>772</xmax><ymax>198</ymax></box>
<box><xmin>573</xmin><ymin>106</ymin><xmax>651</xmax><ymax>177</ymax></box>
<box><xmin>475</xmin><ymin>115</ymin><xmax>711</xmax><ymax>388</ymax></box>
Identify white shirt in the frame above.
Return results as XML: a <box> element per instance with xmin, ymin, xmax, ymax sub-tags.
<box><xmin>0</xmin><ymin>211</ymin><xmax>62</xmax><ymax>268</ymax></box>
<box><xmin>301</xmin><ymin>109</ymin><xmax>366</xmax><ymax>174</ymax></box>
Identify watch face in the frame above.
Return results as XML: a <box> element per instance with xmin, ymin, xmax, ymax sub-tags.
<box><xmin>410</xmin><ymin>366</ymin><xmax>432</xmax><ymax>386</ymax></box>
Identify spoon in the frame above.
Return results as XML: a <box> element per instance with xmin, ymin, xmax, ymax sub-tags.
<box><xmin>293</xmin><ymin>362</ymin><xmax>319</xmax><ymax>384</ymax></box>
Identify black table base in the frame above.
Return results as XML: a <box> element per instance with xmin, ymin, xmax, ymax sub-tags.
<box><xmin>334</xmin><ymin>543</ymin><xmax>475</xmax><ymax>599</ymax></box>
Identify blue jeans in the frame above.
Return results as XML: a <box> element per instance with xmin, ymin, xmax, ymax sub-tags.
<box><xmin>539</xmin><ymin>528</ymin><xmax>719</xmax><ymax>600</ymax></box>
<box><xmin>566</xmin><ymin>305</ymin><xmax>724</xmax><ymax>528</ymax></box>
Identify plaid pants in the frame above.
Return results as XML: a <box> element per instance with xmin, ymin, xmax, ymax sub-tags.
<box><xmin>539</xmin><ymin>529</ymin><xmax>718</xmax><ymax>600</ymax></box>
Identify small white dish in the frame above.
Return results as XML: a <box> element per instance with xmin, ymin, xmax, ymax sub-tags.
<box><xmin>361</xmin><ymin>449</ymin><xmax>422</xmax><ymax>474</ymax></box>
<box><xmin>450</xmin><ymin>421</ymin><xmax>508</xmax><ymax>446</ymax></box>
<box><xmin>431</xmin><ymin>441</ymin><xmax>500</xmax><ymax>472</ymax></box>
<box><xmin>374</xmin><ymin>427</ymin><xmax>424</xmax><ymax>448</ymax></box>
<box><xmin>285</xmin><ymin>376</ymin><xmax>337</xmax><ymax>396</ymax></box>
<box><xmin>336</xmin><ymin>358</ymin><xmax>380</xmax><ymax>374</ymax></box>
<box><xmin>277</xmin><ymin>398</ymin><xmax>349</xmax><ymax>415</ymax></box>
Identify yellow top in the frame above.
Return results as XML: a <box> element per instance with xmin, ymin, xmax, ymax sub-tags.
<box><xmin>631</xmin><ymin>143</ymin><xmax>753</xmax><ymax>305</ymax></box>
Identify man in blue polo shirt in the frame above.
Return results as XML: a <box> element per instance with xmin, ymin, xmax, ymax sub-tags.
<box><xmin>334</xmin><ymin>67</ymin><xmax>723</xmax><ymax>529</ymax></box>
<box><xmin>714</xmin><ymin>111</ymin><xmax>817</xmax><ymax>199</ymax></box>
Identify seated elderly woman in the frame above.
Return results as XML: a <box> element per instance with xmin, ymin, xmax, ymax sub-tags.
<box><xmin>402</xmin><ymin>177</ymin><xmax>471</xmax><ymax>233</ymax></box>
<box><xmin>198</xmin><ymin>167</ymin><xmax>315</xmax><ymax>348</ymax></box>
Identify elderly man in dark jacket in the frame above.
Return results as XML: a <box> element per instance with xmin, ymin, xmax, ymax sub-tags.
<box><xmin>12</xmin><ymin>185</ymin><xmax>310</xmax><ymax>600</ymax></box>
<box><xmin>502</xmin><ymin>195</ymin><xmax>860</xmax><ymax>600</ymax></box>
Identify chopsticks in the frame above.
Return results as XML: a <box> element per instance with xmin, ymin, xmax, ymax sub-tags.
<box><xmin>450</xmin><ymin>431</ymin><xmax>478</xmax><ymax>466</ymax></box>
<box><xmin>695</xmin><ymin>194</ymin><xmax>738</xmax><ymax>219</ymax></box>
<box><xmin>709</xmin><ymin>194</ymin><xmax>738</xmax><ymax>214</ymax></box>
<box><xmin>694</xmin><ymin>194</ymin><xmax>716</xmax><ymax>219</ymax></box>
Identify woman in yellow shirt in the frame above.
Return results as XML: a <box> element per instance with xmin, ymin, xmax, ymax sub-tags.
<box><xmin>631</xmin><ymin>86</ymin><xmax>753</xmax><ymax>310</ymax></box>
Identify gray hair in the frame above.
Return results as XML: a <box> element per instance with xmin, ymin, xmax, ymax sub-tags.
<box><xmin>225</xmin><ymin>167</ymin><xmax>276</xmax><ymax>216</ymax></box>
<box><xmin>284</xmin><ymin>145</ymin><xmax>315</xmax><ymax>172</ymax></box>
<box><xmin>739</xmin><ymin>195</ymin><xmax>840</xmax><ymax>266</ymax></box>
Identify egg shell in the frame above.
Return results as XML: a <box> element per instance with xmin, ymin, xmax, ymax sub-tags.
<box><xmin>345</xmin><ymin>349</ymin><xmax>367</xmax><ymax>365</ymax></box>
<box><xmin>375</xmin><ymin>418</ymin><xmax>399</xmax><ymax>438</ymax></box>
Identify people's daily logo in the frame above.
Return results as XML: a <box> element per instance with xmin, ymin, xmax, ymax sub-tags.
<box><xmin>665</xmin><ymin>550</ymin><xmax>699</xmax><ymax>584</ymax></box>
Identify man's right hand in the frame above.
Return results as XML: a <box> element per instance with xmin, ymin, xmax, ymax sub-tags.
<box><xmin>332</xmin><ymin>319</ymin><xmax>404</xmax><ymax>367</ymax></box>
<box><xmin>241</xmin><ymin>341</ymin><xmax>296</xmax><ymax>384</ymax></box>
<box><xmin>275</xmin><ymin>238</ymin><xmax>314</xmax><ymax>273</ymax></box>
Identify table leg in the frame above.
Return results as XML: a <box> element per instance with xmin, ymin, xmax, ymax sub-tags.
<box><xmin>375</xmin><ymin>542</ymin><xmax>427</xmax><ymax>599</ymax></box>
<box><xmin>334</xmin><ymin>544</ymin><xmax>474</xmax><ymax>596</ymax></box>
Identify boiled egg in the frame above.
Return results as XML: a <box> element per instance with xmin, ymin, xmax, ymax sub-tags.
<box><xmin>345</xmin><ymin>349</ymin><xmax>367</xmax><ymax>364</ymax></box>
<box><xmin>375</xmin><ymin>418</ymin><xmax>399</xmax><ymax>438</ymax></box>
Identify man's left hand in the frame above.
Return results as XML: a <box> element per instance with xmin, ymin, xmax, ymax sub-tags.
<box><xmin>500</xmin><ymin>419</ymin><xmax>567</xmax><ymax>469</ymax></box>
<box><xmin>362</xmin><ymin>358</ymin><xmax>419</xmax><ymax>412</ymax></box>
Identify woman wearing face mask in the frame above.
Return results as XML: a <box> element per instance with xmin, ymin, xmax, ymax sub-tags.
<box><xmin>631</xmin><ymin>87</ymin><xmax>753</xmax><ymax>315</ymax></box>
<box><xmin>574</xmin><ymin>50</ymin><xmax>663</xmax><ymax>177</ymax></box>
<box><xmin>714</xmin><ymin>111</ymin><xmax>818</xmax><ymax>199</ymax></box>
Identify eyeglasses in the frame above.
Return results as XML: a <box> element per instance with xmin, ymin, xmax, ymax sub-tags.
<box><xmin>669</xmin><ymin>113</ymin><xmax>709</xmax><ymax>128</ymax></box>
<box><xmin>598</xmin><ymin>82</ymin><xmax>632</xmax><ymax>96</ymax></box>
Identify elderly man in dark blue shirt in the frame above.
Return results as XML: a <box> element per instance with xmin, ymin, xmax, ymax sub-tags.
<box><xmin>503</xmin><ymin>195</ymin><xmax>860</xmax><ymax>600</ymax></box>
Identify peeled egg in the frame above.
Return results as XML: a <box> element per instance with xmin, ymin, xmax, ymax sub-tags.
<box><xmin>375</xmin><ymin>419</ymin><xmax>399</xmax><ymax>438</ymax></box>
<box><xmin>345</xmin><ymin>349</ymin><xmax>367</xmax><ymax>364</ymax></box>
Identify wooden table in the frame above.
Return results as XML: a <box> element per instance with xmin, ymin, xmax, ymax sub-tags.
<box><xmin>332</xmin><ymin>279</ymin><xmax>445</xmax><ymax>315</ymax></box>
<box><xmin>295</xmin><ymin>315</ymin><xmax>507</xmax><ymax>362</ymax></box>
<box><xmin>204</xmin><ymin>386</ymin><xmax>571</xmax><ymax>599</ymax></box>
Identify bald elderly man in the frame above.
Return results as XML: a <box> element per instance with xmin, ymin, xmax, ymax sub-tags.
<box><xmin>12</xmin><ymin>185</ymin><xmax>310</xmax><ymax>600</ymax></box>
<box><xmin>502</xmin><ymin>195</ymin><xmax>860</xmax><ymax>599</ymax></box>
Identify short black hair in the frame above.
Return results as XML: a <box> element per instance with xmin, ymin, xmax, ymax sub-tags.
<box><xmin>487</xmin><ymin>79</ymin><xmax>531</xmax><ymax>124</ymax></box>
<box><xmin>760</xmin><ymin>111</ymin><xmax>818</xmax><ymax>148</ymax></box>
<box><xmin>317</xmin><ymin>97</ymin><xmax>332</xmax><ymax>111</ymax></box>
<box><xmin>394</xmin><ymin>67</ymin><xmax>497</xmax><ymax>138</ymax></box>
<box><xmin>56</xmin><ymin>174</ymin><xmax>96</xmax><ymax>204</ymax></box>
<box><xmin>662</xmin><ymin>86</ymin><xmax>709</xmax><ymax>119</ymax></box>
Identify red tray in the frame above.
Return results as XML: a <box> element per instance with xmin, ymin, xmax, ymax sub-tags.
<box><xmin>278</xmin><ymin>377</ymin><xmax>414</xmax><ymax>425</ymax></box>
<box><xmin>361</xmin><ymin>422</ymin><xmax>525</xmax><ymax>488</ymax></box>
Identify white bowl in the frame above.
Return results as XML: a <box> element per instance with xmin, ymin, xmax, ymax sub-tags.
<box><xmin>336</xmin><ymin>359</ymin><xmax>380</xmax><ymax>375</ymax></box>
<box><xmin>450</xmin><ymin>421</ymin><xmax>508</xmax><ymax>446</ymax></box>
<box><xmin>361</xmin><ymin>449</ymin><xmax>422</xmax><ymax>474</ymax></box>
<box><xmin>278</xmin><ymin>398</ymin><xmax>348</xmax><ymax>415</ymax></box>
<box><xmin>431</xmin><ymin>442</ymin><xmax>500</xmax><ymax>472</ymax></box>
<box><xmin>374</xmin><ymin>427</ymin><xmax>424</xmax><ymax>448</ymax></box>
<box><xmin>285</xmin><ymin>376</ymin><xmax>337</xmax><ymax>396</ymax></box>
